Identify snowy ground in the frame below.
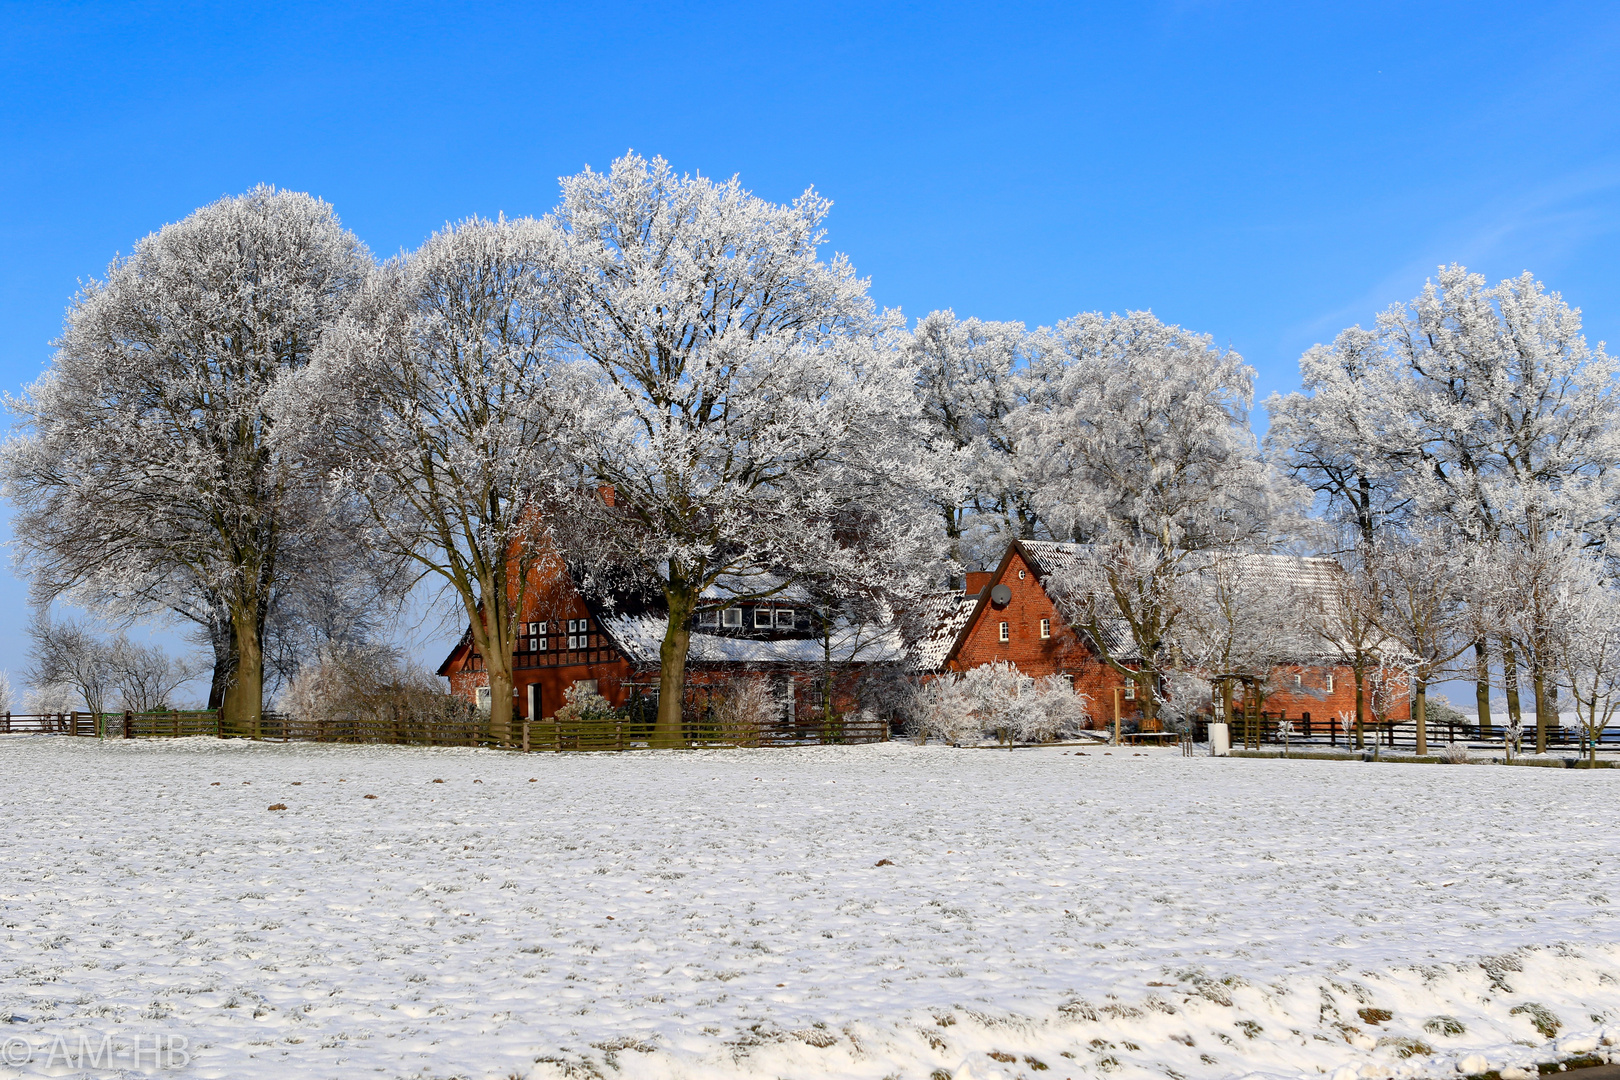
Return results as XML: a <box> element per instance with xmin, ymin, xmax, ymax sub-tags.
<box><xmin>1</xmin><ymin>738</ymin><xmax>1618</xmax><ymax>1080</ymax></box>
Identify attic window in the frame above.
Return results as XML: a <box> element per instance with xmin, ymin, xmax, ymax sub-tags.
<box><xmin>754</xmin><ymin>608</ymin><xmax>772</xmax><ymax>628</ymax></box>
<box><xmin>1293</xmin><ymin>673</ymin><xmax>1302</xmax><ymax>688</ymax></box>
<box><xmin>722</xmin><ymin>608</ymin><xmax>743</xmax><ymax>628</ymax></box>
<box><xmin>1124</xmin><ymin>682</ymin><xmax>1136</xmax><ymax>700</ymax></box>
<box><xmin>998</xmin><ymin>621</ymin><xmax>1009</xmax><ymax>643</ymax></box>
<box><xmin>775</xmin><ymin>608</ymin><xmax>795</xmax><ymax>628</ymax></box>
<box><xmin>1325</xmin><ymin>672</ymin><xmax>1334</xmax><ymax>692</ymax></box>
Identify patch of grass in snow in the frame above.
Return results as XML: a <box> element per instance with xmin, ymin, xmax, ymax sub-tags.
<box><xmin>1376</xmin><ymin>1035</ymin><xmax>1434</xmax><ymax>1058</ymax></box>
<box><xmin>1509</xmin><ymin>1002</ymin><xmax>1561</xmax><ymax>1039</ymax></box>
<box><xmin>1425</xmin><ymin>1015</ymin><xmax>1467</xmax><ymax>1037</ymax></box>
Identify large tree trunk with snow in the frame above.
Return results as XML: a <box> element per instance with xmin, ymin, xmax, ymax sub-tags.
<box><xmin>206</xmin><ymin>617</ymin><xmax>237</xmax><ymax>712</ymax></box>
<box><xmin>222</xmin><ymin>603</ymin><xmax>264</xmax><ymax>734</ymax></box>
<box><xmin>654</xmin><ymin>585</ymin><xmax>697</xmax><ymax>749</ymax></box>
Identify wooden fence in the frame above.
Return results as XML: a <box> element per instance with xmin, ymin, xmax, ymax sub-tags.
<box><xmin>14</xmin><ymin>707</ymin><xmax>888</xmax><ymax>752</ymax></box>
<box><xmin>1227</xmin><ymin>712</ymin><xmax>1613</xmax><ymax>753</ymax></box>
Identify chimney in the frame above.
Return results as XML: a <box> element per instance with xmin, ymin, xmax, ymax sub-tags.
<box><xmin>964</xmin><ymin>572</ymin><xmax>992</xmax><ymax>596</ymax></box>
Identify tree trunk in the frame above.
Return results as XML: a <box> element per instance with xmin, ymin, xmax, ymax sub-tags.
<box><xmin>1473</xmin><ymin>639</ymin><xmax>1493</xmax><ymax>739</ymax></box>
<box><xmin>1353</xmin><ymin>666</ymin><xmax>1366</xmax><ymax>749</ymax></box>
<box><xmin>1531</xmin><ymin>661</ymin><xmax>1551</xmax><ymax>756</ymax></box>
<box><xmin>486</xmin><ymin>659</ymin><xmax>514</xmax><ymax>747</ymax></box>
<box><xmin>222</xmin><ymin>604</ymin><xmax>263</xmax><ymax>735</ymax></box>
<box><xmin>1414</xmin><ymin>677</ymin><xmax>1428</xmax><ymax>756</ymax></box>
<box><xmin>1502</xmin><ymin>637</ymin><xmax>1522</xmax><ymax>735</ymax></box>
<box><xmin>207</xmin><ymin>616</ymin><xmax>238</xmax><ymax>712</ymax></box>
<box><xmin>654</xmin><ymin>585</ymin><xmax>696</xmax><ymax>749</ymax></box>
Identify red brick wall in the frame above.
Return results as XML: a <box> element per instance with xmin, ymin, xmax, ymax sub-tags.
<box><xmin>946</xmin><ymin>549</ymin><xmax>1141</xmax><ymax>728</ymax></box>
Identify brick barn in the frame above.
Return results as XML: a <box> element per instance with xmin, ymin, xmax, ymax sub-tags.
<box><xmin>915</xmin><ymin>540</ymin><xmax>1409</xmax><ymax>733</ymax></box>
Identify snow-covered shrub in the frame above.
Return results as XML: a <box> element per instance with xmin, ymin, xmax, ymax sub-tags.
<box><xmin>908</xmin><ymin>663</ymin><xmax>1089</xmax><ymax>745</ymax></box>
<box><xmin>908</xmin><ymin>673</ymin><xmax>980</xmax><ymax>745</ymax></box>
<box><xmin>553</xmin><ymin>682</ymin><xmax>617</xmax><ymax>724</ymax></box>
<box><xmin>279</xmin><ymin>645</ymin><xmax>476</xmax><ymax>731</ymax></box>
<box><xmin>710</xmin><ymin>676</ymin><xmax>776</xmax><ymax>744</ymax></box>
<box><xmin>1440</xmin><ymin>741</ymin><xmax>1471</xmax><ymax>764</ymax></box>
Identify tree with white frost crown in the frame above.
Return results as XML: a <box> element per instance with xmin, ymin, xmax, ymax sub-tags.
<box><xmin>1</xmin><ymin>188</ymin><xmax>371</xmax><ymax>730</ymax></box>
<box><xmin>284</xmin><ymin>215</ymin><xmax>565</xmax><ymax>745</ymax></box>
<box><xmin>907</xmin><ymin>310</ymin><xmax>1043</xmax><ymax>572</ymax></box>
<box><xmin>542</xmin><ymin>153</ymin><xmax>944</xmax><ymax>748</ymax></box>
<box><xmin>1013</xmin><ymin>310</ymin><xmax>1284</xmax><ymax>720</ymax></box>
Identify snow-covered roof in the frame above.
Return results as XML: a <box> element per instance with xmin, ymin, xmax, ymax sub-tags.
<box><xmin>911</xmin><ymin>592</ymin><xmax>977</xmax><ymax>673</ymax></box>
<box><xmin>599</xmin><ymin>613</ymin><xmax>905</xmax><ymax>668</ymax></box>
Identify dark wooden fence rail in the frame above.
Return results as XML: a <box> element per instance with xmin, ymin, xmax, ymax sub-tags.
<box><xmin>7</xmin><ymin>707</ymin><xmax>889</xmax><ymax>751</ymax></box>
<box><xmin>1227</xmin><ymin>711</ymin><xmax>1615</xmax><ymax>752</ymax></box>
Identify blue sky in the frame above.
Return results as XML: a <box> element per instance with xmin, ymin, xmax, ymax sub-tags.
<box><xmin>2</xmin><ymin>1</ymin><xmax>1618</xmax><ymax>691</ymax></box>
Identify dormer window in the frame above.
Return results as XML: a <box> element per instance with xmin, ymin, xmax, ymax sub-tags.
<box><xmin>754</xmin><ymin>608</ymin><xmax>772</xmax><ymax>628</ymax></box>
<box><xmin>775</xmin><ymin>608</ymin><xmax>795</xmax><ymax>628</ymax></box>
<box><xmin>722</xmin><ymin>608</ymin><xmax>743</xmax><ymax>628</ymax></box>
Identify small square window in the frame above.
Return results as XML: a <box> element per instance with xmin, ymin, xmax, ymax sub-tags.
<box><xmin>698</xmin><ymin>609</ymin><xmax>719</xmax><ymax>627</ymax></box>
<box><xmin>579</xmin><ymin>618</ymin><xmax>589</xmax><ymax>632</ymax></box>
<box><xmin>722</xmin><ymin>608</ymin><xmax>743</xmax><ymax>628</ymax></box>
<box><xmin>1124</xmin><ymin>682</ymin><xmax>1136</xmax><ymax>700</ymax></box>
<box><xmin>537</xmin><ymin>637</ymin><xmax>547</xmax><ymax>651</ymax></box>
<box><xmin>775</xmin><ymin>608</ymin><xmax>794</xmax><ymax>628</ymax></box>
<box><xmin>1293</xmin><ymin>673</ymin><xmax>1302</xmax><ymax>687</ymax></box>
<box><xmin>537</xmin><ymin>621</ymin><xmax>547</xmax><ymax>635</ymax></box>
<box><xmin>1040</xmin><ymin>618</ymin><xmax>1050</xmax><ymax>639</ymax></box>
<box><xmin>755</xmin><ymin>608</ymin><xmax>772</xmax><ymax>628</ymax></box>
<box><xmin>998</xmin><ymin>621</ymin><xmax>1009</xmax><ymax>642</ymax></box>
<box><xmin>567</xmin><ymin>635</ymin><xmax>579</xmax><ymax>650</ymax></box>
<box><xmin>567</xmin><ymin>619</ymin><xmax>577</xmax><ymax>633</ymax></box>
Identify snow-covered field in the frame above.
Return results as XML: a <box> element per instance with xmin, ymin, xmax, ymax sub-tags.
<box><xmin>1</xmin><ymin>737</ymin><xmax>1617</xmax><ymax>1080</ymax></box>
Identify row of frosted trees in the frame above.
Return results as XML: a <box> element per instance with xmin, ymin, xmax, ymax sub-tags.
<box><xmin>6</xmin><ymin>153</ymin><xmax>1619</xmax><ymax>757</ymax></box>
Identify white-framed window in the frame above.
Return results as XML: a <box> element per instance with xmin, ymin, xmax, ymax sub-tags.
<box><xmin>1124</xmin><ymin>682</ymin><xmax>1136</xmax><ymax>700</ymax></box>
<box><xmin>775</xmin><ymin>608</ymin><xmax>795</xmax><ymax>628</ymax></box>
<box><xmin>998</xmin><ymin>621</ymin><xmax>1009</xmax><ymax>642</ymax></box>
<box><xmin>722</xmin><ymin>607</ymin><xmax>743</xmax><ymax>628</ymax></box>
<box><xmin>475</xmin><ymin>686</ymin><xmax>491</xmax><ymax>714</ymax></box>
<box><xmin>1040</xmin><ymin>618</ymin><xmax>1051</xmax><ymax>639</ymax></box>
<box><xmin>698</xmin><ymin>609</ymin><xmax>719</xmax><ymax>627</ymax></box>
<box><xmin>755</xmin><ymin>607</ymin><xmax>773</xmax><ymax>628</ymax></box>
<box><xmin>1293</xmin><ymin>673</ymin><xmax>1302</xmax><ymax>688</ymax></box>
<box><xmin>537</xmin><ymin>637</ymin><xmax>547</xmax><ymax>651</ymax></box>
<box><xmin>537</xmin><ymin>621</ymin><xmax>547</xmax><ymax>635</ymax></box>
<box><xmin>567</xmin><ymin>619</ymin><xmax>577</xmax><ymax>633</ymax></box>
<box><xmin>1325</xmin><ymin>672</ymin><xmax>1335</xmax><ymax>692</ymax></box>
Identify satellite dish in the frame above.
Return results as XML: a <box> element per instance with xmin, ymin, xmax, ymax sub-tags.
<box><xmin>990</xmin><ymin>583</ymin><xmax>1012</xmax><ymax>606</ymax></box>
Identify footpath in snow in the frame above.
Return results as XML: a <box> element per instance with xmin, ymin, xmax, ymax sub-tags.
<box><xmin>0</xmin><ymin>737</ymin><xmax>1616</xmax><ymax>1080</ymax></box>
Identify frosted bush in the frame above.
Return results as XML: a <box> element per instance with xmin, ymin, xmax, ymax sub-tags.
<box><xmin>553</xmin><ymin>682</ymin><xmax>617</xmax><ymax>724</ymax></box>
<box><xmin>907</xmin><ymin>664</ymin><xmax>1089</xmax><ymax>745</ymax></box>
<box><xmin>1440</xmin><ymin>741</ymin><xmax>1471</xmax><ymax>764</ymax></box>
<box><xmin>709</xmin><ymin>676</ymin><xmax>775</xmax><ymax>743</ymax></box>
<box><xmin>279</xmin><ymin>645</ymin><xmax>475</xmax><ymax>730</ymax></box>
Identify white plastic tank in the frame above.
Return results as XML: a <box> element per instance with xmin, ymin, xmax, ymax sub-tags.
<box><xmin>1209</xmin><ymin>722</ymin><xmax>1231</xmax><ymax>757</ymax></box>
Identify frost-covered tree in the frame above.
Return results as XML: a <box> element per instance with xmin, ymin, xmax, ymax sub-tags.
<box><xmin>26</xmin><ymin>618</ymin><xmax>118</xmax><ymax>718</ymax></box>
<box><xmin>1014</xmin><ymin>311</ymin><xmax>1286</xmax><ymax>719</ymax></box>
<box><xmin>1</xmin><ymin>188</ymin><xmax>372</xmax><ymax>730</ymax></box>
<box><xmin>287</xmin><ymin>216</ymin><xmax>565</xmax><ymax>745</ymax></box>
<box><xmin>1367</xmin><ymin>528</ymin><xmax>1473</xmax><ymax>755</ymax></box>
<box><xmin>1175</xmin><ymin>550</ymin><xmax>1313</xmax><ymax>733</ymax></box>
<box><xmin>543</xmin><ymin>153</ymin><xmax>945</xmax><ymax>748</ymax></box>
<box><xmin>1553</xmin><ymin>565</ymin><xmax>1620</xmax><ymax>766</ymax></box>
<box><xmin>111</xmin><ymin>637</ymin><xmax>204</xmax><ymax>712</ymax></box>
<box><xmin>907</xmin><ymin>310</ymin><xmax>1043</xmax><ymax>570</ymax></box>
<box><xmin>1264</xmin><ymin>327</ymin><xmax>1419</xmax><ymax>544</ymax></box>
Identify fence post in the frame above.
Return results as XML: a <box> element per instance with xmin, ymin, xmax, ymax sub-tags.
<box><xmin>123</xmin><ymin>710</ymin><xmax>133</xmax><ymax>740</ymax></box>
